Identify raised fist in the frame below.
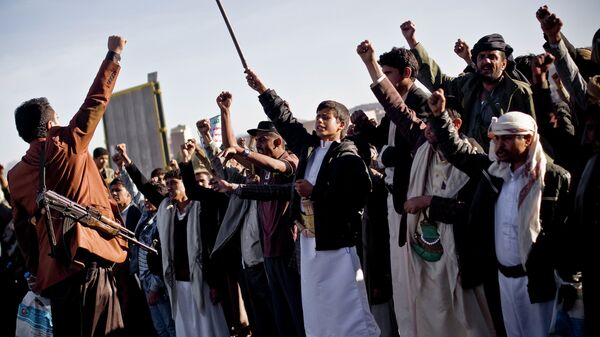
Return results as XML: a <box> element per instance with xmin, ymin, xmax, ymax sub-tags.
<box><xmin>216</xmin><ymin>91</ymin><xmax>233</xmax><ymax>111</ymax></box>
<box><xmin>400</xmin><ymin>20</ymin><xmax>417</xmax><ymax>48</ymax></box>
<box><xmin>427</xmin><ymin>89</ymin><xmax>446</xmax><ymax>116</ymax></box>
<box><xmin>454</xmin><ymin>39</ymin><xmax>471</xmax><ymax>62</ymax></box>
<box><xmin>356</xmin><ymin>40</ymin><xmax>376</xmax><ymax>64</ymax></box>
<box><xmin>108</xmin><ymin>35</ymin><xmax>127</xmax><ymax>54</ymax></box>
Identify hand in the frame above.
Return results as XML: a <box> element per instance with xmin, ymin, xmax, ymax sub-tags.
<box><xmin>536</xmin><ymin>5</ymin><xmax>562</xmax><ymax>44</ymax></box>
<box><xmin>218</xmin><ymin>146</ymin><xmax>241</xmax><ymax>160</ymax></box>
<box><xmin>246</xmin><ymin>174</ymin><xmax>260</xmax><ymax>184</ymax></box>
<box><xmin>147</xmin><ymin>290</ymin><xmax>160</xmax><ymax>305</ymax></box>
<box><xmin>107</xmin><ymin>35</ymin><xmax>126</xmax><ymax>54</ymax></box>
<box><xmin>356</xmin><ymin>40</ymin><xmax>376</xmax><ymax>64</ymax></box>
<box><xmin>531</xmin><ymin>53</ymin><xmax>555</xmax><ymax>83</ymax></box>
<box><xmin>216</xmin><ymin>91</ymin><xmax>233</xmax><ymax>112</ymax></box>
<box><xmin>169</xmin><ymin>159</ymin><xmax>179</xmax><ymax>171</ymax></box>
<box><xmin>112</xmin><ymin>153</ymin><xmax>124</xmax><ymax>167</ymax></box>
<box><xmin>196</xmin><ymin>119</ymin><xmax>212</xmax><ymax>141</ymax></box>
<box><xmin>210</xmin><ymin>176</ymin><xmax>238</xmax><ymax>193</ymax></box>
<box><xmin>115</xmin><ymin>143</ymin><xmax>127</xmax><ymax>156</ymax></box>
<box><xmin>115</xmin><ymin>143</ymin><xmax>132</xmax><ymax>165</ymax></box>
<box><xmin>0</xmin><ymin>164</ymin><xmax>7</xmax><ymax>188</ymax></box>
<box><xmin>427</xmin><ymin>89</ymin><xmax>446</xmax><ymax>116</ymax></box>
<box><xmin>403</xmin><ymin>195</ymin><xmax>432</xmax><ymax>214</ymax></box>
<box><xmin>400</xmin><ymin>20</ymin><xmax>418</xmax><ymax>48</ymax></box>
<box><xmin>180</xmin><ymin>140</ymin><xmax>196</xmax><ymax>163</ymax></box>
<box><xmin>295</xmin><ymin>179</ymin><xmax>313</xmax><ymax>198</ymax></box>
<box><xmin>454</xmin><ymin>39</ymin><xmax>472</xmax><ymax>62</ymax></box>
<box><xmin>245</xmin><ymin>68</ymin><xmax>268</xmax><ymax>94</ymax></box>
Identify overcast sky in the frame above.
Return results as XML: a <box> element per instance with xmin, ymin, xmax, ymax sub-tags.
<box><xmin>1</xmin><ymin>0</ymin><xmax>598</xmax><ymax>166</ymax></box>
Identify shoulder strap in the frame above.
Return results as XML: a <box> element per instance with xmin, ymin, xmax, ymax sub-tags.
<box><xmin>37</xmin><ymin>141</ymin><xmax>57</xmax><ymax>257</ymax></box>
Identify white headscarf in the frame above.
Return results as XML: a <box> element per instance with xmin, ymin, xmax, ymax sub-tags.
<box><xmin>487</xmin><ymin>111</ymin><xmax>546</xmax><ymax>267</ymax></box>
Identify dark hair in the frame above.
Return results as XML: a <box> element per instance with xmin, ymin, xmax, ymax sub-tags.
<box><xmin>316</xmin><ymin>100</ymin><xmax>350</xmax><ymax>138</ymax></box>
<box><xmin>14</xmin><ymin>97</ymin><xmax>55</xmax><ymax>143</ymax></box>
<box><xmin>93</xmin><ymin>147</ymin><xmax>109</xmax><ymax>159</ymax></box>
<box><xmin>444</xmin><ymin>95</ymin><xmax>463</xmax><ymax>120</ymax></box>
<box><xmin>149</xmin><ymin>181</ymin><xmax>168</xmax><ymax>196</ymax></box>
<box><xmin>513</xmin><ymin>54</ymin><xmax>536</xmax><ymax>84</ymax></box>
<box><xmin>378</xmin><ymin>47</ymin><xmax>419</xmax><ymax>79</ymax></box>
<box><xmin>164</xmin><ymin>169</ymin><xmax>182</xmax><ymax>181</ymax></box>
<box><xmin>446</xmin><ymin>108</ymin><xmax>462</xmax><ymax>121</ymax></box>
<box><xmin>151</xmin><ymin>168</ymin><xmax>167</xmax><ymax>179</ymax></box>
<box><xmin>109</xmin><ymin>178</ymin><xmax>125</xmax><ymax>189</ymax></box>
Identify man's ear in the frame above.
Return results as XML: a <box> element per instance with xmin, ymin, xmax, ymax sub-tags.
<box><xmin>403</xmin><ymin>67</ymin><xmax>412</xmax><ymax>79</ymax></box>
<box><xmin>338</xmin><ymin>119</ymin><xmax>346</xmax><ymax>132</ymax></box>
<box><xmin>452</xmin><ymin>117</ymin><xmax>462</xmax><ymax>131</ymax></box>
<box><xmin>524</xmin><ymin>133</ymin><xmax>533</xmax><ymax>146</ymax></box>
<box><xmin>500</xmin><ymin>57</ymin><xmax>508</xmax><ymax>72</ymax></box>
<box><xmin>46</xmin><ymin>120</ymin><xmax>55</xmax><ymax>131</ymax></box>
<box><xmin>274</xmin><ymin>137</ymin><xmax>282</xmax><ymax>147</ymax></box>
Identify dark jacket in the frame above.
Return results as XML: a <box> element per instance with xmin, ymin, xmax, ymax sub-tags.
<box><xmin>412</xmin><ymin>42</ymin><xmax>535</xmax><ymax>150</ymax></box>
<box><xmin>356</xmin><ymin>80</ymin><xmax>429</xmax><ymax>213</ymax></box>
<box><xmin>430</xmin><ymin>111</ymin><xmax>571</xmax><ymax>303</ymax></box>
<box><xmin>258</xmin><ymin>89</ymin><xmax>371</xmax><ymax>250</ymax></box>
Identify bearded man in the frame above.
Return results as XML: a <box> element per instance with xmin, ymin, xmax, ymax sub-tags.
<box><xmin>427</xmin><ymin>88</ymin><xmax>572</xmax><ymax>337</ymax></box>
<box><xmin>401</xmin><ymin>20</ymin><xmax>535</xmax><ymax>151</ymax></box>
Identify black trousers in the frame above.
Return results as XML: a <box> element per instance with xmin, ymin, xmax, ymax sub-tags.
<box><xmin>238</xmin><ymin>262</ymin><xmax>278</xmax><ymax>337</ymax></box>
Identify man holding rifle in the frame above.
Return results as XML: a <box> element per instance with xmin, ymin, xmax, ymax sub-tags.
<box><xmin>8</xmin><ymin>36</ymin><xmax>128</xmax><ymax>337</ymax></box>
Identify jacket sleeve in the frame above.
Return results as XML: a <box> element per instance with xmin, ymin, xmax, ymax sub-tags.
<box><xmin>429</xmin><ymin>112</ymin><xmax>491</xmax><ymax>178</ymax></box>
<box><xmin>179</xmin><ymin>161</ymin><xmax>222</xmax><ymax>202</ymax></box>
<box><xmin>68</xmin><ymin>56</ymin><xmax>121</xmax><ymax>153</ymax></box>
<box><xmin>412</xmin><ymin>43</ymin><xmax>459</xmax><ymax>93</ymax></box>
<box><xmin>125</xmin><ymin>162</ymin><xmax>166</xmax><ymax>208</ymax></box>
<box><xmin>119</xmin><ymin>166</ymin><xmax>144</xmax><ymax>209</ymax></box>
<box><xmin>544</xmin><ymin>40</ymin><xmax>588</xmax><ymax>111</ymax></box>
<box><xmin>428</xmin><ymin>196</ymin><xmax>469</xmax><ymax>224</ymax></box>
<box><xmin>238</xmin><ymin>183</ymin><xmax>294</xmax><ymax>201</ymax></box>
<box><xmin>532</xmin><ymin>83</ymin><xmax>576</xmax><ymax>149</ymax></box>
<box><xmin>371</xmin><ymin>77</ymin><xmax>427</xmax><ymax>150</ymax></box>
<box><xmin>258</xmin><ymin>89</ymin><xmax>317</xmax><ymax>156</ymax></box>
<box><xmin>379</xmin><ymin>144</ymin><xmax>412</xmax><ymax>169</ymax></box>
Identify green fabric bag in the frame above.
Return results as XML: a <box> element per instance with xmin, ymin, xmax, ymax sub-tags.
<box><xmin>411</xmin><ymin>216</ymin><xmax>443</xmax><ymax>262</ymax></box>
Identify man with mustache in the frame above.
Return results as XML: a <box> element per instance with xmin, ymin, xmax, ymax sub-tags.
<box><xmin>401</xmin><ymin>20</ymin><xmax>535</xmax><ymax>151</ymax></box>
<box><xmin>426</xmin><ymin>89</ymin><xmax>572</xmax><ymax>337</ymax></box>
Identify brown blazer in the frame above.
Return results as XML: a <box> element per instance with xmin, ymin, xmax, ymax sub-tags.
<box><xmin>8</xmin><ymin>57</ymin><xmax>127</xmax><ymax>292</ymax></box>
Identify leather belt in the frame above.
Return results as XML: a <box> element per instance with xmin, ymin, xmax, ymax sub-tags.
<box><xmin>497</xmin><ymin>262</ymin><xmax>527</xmax><ymax>278</ymax></box>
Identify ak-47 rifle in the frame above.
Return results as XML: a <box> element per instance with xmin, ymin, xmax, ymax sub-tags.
<box><xmin>43</xmin><ymin>190</ymin><xmax>157</xmax><ymax>255</ymax></box>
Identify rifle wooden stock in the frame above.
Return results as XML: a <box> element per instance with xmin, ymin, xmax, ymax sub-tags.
<box><xmin>44</xmin><ymin>190</ymin><xmax>157</xmax><ymax>254</ymax></box>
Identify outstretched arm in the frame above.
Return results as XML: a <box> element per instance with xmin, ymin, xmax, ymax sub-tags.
<box><xmin>357</xmin><ymin>40</ymin><xmax>426</xmax><ymax>150</ymax></box>
<box><xmin>245</xmin><ymin>69</ymin><xmax>315</xmax><ymax>156</ymax></box>
<box><xmin>428</xmin><ymin>89</ymin><xmax>490</xmax><ymax>177</ymax></box>
<box><xmin>216</xmin><ymin>92</ymin><xmax>291</xmax><ymax>174</ymax></box>
<box><xmin>70</xmin><ymin>36</ymin><xmax>126</xmax><ymax>152</ymax></box>
<box><xmin>537</xmin><ymin>5</ymin><xmax>588</xmax><ymax>111</ymax></box>
<box><xmin>119</xmin><ymin>143</ymin><xmax>167</xmax><ymax>208</ymax></box>
<box><xmin>401</xmin><ymin>21</ymin><xmax>458</xmax><ymax>93</ymax></box>
<box><xmin>454</xmin><ymin>39</ymin><xmax>475</xmax><ymax>70</ymax></box>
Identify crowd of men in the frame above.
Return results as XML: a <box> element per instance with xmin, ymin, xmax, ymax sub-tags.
<box><xmin>0</xmin><ymin>4</ymin><xmax>599</xmax><ymax>337</ymax></box>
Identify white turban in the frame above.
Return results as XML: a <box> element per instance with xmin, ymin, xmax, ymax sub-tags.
<box><xmin>488</xmin><ymin>111</ymin><xmax>537</xmax><ymax>138</ymax></box>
